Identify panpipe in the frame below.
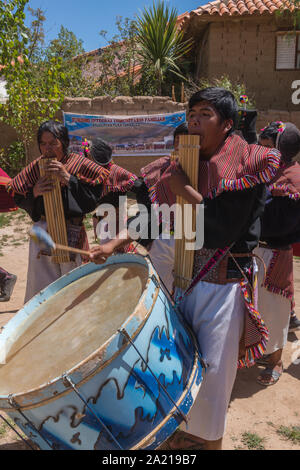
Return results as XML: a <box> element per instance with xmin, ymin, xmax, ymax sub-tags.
<box><xmin>173</xmin><ymin>134</ymin><xmax>200</xmax><ymax>290</ymax></box>
<box><xmin>38</xmin><ymin>158</ymin><xmax>70</xmax><ymax>264</ymax></box>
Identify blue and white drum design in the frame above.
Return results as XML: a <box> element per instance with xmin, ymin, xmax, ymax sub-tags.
<box><xmin>0</xmin><ymin>254</ymin><xmax>203</xmax><ymax>450</ymax></box>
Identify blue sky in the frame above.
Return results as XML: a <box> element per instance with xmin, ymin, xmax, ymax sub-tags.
<box><xmin>26</xmin><ymin>1</ymin><xmax>205</xmax><ymax>52</ymax></box>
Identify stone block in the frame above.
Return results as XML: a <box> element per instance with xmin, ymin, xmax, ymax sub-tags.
<box><xmin>91</xmin><ymin>96</ymin><xmax>113</xmax><ymax>113</ymax></box>
<box><xmin>62</xmin><ymin>97</ymin><xmax>92</xmax><ymax>114</ymax></box>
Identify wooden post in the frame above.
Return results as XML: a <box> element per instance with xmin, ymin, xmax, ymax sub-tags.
<box><xmin>181</xmin><ymin>82</ymin><xmax>185</xmax><ymax>103</ymax></box>
<box><xmin>172</xmin><ymin>85</ymin><xmax>176</xmax><ymax>102</ymax></box>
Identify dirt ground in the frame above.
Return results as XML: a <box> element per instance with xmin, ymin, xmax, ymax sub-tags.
<box><xmin>0</xmin><ymin>210</ymin><xmax>299</xmax><ymax>451</ymax></box>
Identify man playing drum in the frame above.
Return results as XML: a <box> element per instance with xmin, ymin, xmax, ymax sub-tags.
<box><xmin>90</xmin><ymin>88</ymin><xmax>282</xmax><ymax>450</ymax></box>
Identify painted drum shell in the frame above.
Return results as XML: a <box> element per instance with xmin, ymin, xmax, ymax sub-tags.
<box><xmin>0</xmin><ymin>254</ymin><xmax>203</xmax><ymax>450</ymax></box>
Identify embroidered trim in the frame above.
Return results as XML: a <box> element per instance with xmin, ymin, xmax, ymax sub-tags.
<box><xmin>175</xmin><ymin>246</ymin><xmax>232</xmax><ymax>303</ymax></box>
<box><xmin>175</xmin><ymin>246</ymin><xmax>269</xmax><ymax>370</ymax></box>
<box><xmin>206</xmin><ymin>152</ymin><xmax>281</xmax><ymax>200</ymax></box>
<box><xmin>238</xmin><ymin>279</ymin><xmax>269</xmax><ymax>369</ymax></box>
<box><xmin>268</xmin><ymin>183</ymin><xmax>300</xmax><ymax>200</ymax></box>
<box><xmin>262</xmin><ymin>250</ymin><xmax>294</xmax><ymax>300</ymax></box>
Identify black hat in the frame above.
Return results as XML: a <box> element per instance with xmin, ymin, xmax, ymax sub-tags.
<box><xmin>236</xmin><ymin>109</ymin><xmax>258</xmax><ymax>144</ymax></box>
<box><xmin>90</xmin><ymin>137</ymin><xmax>113</xmax><ymax>166</ymax></box>
<box><xmin>278</xmin><ymin>122</ymin><xmax>300</xmax><ymax>162</ymax></box>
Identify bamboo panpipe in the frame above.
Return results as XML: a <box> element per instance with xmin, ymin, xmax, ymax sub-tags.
<box><xmin>173</xmin><ymin>135</ymin><xmax>200</xmax><ymax>290</ymax></box>
<box><xmin>38</xmin><ymin>158</ymin><xmax>70</xmax><ymax>263</ymax></box>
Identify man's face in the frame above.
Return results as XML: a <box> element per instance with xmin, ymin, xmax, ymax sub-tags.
<box><xmin>39</xmin><ymin>131</ymin><xmax>64</xmax><ymax>160</ymax></box>
<box><xmin>188</xmin><ymin>102</ymin><xmax>232</xmax><ymax>160</ymax></box>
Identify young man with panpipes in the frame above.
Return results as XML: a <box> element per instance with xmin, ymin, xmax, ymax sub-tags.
<box><xmin>6</xmin><ymin>121</ymin><xmax>109</xmax><ymax>303</ymax></box>
<box><xmin>0</xmin><ymin>167</ymin><xmax>18</xmax><ymax>301</ymax></box>
<box><xmin>254</xmin><ymin>121</ymin><xmax>300</xmax><ymax>385</ymax></box>
<box><xmin>89</xmin><ymin>88</ymin><xmax>282</xmax><ymax>449</ymax></box>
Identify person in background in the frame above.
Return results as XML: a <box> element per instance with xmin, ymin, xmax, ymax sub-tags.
<box><xmin>173</xmin><ymin>122</ymin><xmax>188</xmax><ymax>151</ymax></box>
<box><xmin>6</xmin><ymin>121</ymin><xmax>109</xmax><ymax>303</ymax></box>
<box><xmin>235</xmin><ymin>108</ymin><xmax>258</xmax><ymax>144</ymax></box>
<box><xmin>255</xmin><ymin>121</ymin><xmax>300</xmax><ymax>385</ymax></box>
<box><xmin>0</xmin><ymin>167</ymin><xmax>18</xmax><ymax>302</ymax></box>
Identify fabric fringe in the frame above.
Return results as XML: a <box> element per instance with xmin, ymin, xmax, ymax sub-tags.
<box><xmin>268</xmin><ymin>183</ymin><xmax>300</xmax><ymax>200</ymax></box>
<box><xmin>262</xmin><ymin>282</ymin><xmax>294</xmax><ymax>301</ymax></box>
<box><xmin>206</xmin><ymin>153</ymin><xmax>281</xmax><ymax>200</ymax></box>
<box><xmin>262</xmin><ymin>248</ymin><xmax>294</xmax><ymax>301</ymax></box>
<box><xmin>238</xmin><ymin>279</ymin><xmax>269</xmax><ymax>369</ymax></box>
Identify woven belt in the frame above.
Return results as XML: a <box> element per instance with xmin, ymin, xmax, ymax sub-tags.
<box><xmin>192</xmin><ymin>248</ymin><xmax>254</xmax><ymax>285</ymax></box>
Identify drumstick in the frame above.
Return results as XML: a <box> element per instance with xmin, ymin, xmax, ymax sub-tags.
<box><xmin>29</xmin><ymin>226</ymin><xmax>90</xmax><ymax>257</ymax></box>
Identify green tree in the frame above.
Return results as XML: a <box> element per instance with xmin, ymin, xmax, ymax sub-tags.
<box><xmin>135</xmin><ymin>1</ymin><xmax>193</xmax><ymax>95</ymax></box>
<box><xmin>1</xmin><ymin>56</ymin><xmax>65</xmax><ymax>165</ymax></box>
<box><xmin>0</xmin><ymin>6</ymin><xmax>65</xmax><ymax>165</ymax></box>
<box><xmin>186</xmin><ymin>75</ymin><xmax>256</xmax><ymax>109</ymax></box>
<box><xmin>96</xmin><ymin>17</ymin><xmax>141</xmax><ymax>97</ymax></box>
<box><xmin>0</xmin><ymin>6</ymin><xmax>93</xmax><ymax>170</ymax></box>
<box><xmin>47</xmin><ymin>26</ymin><xmax>85</xmax><ymax>60</ymax></box>
<box><xmin>275</xmin><ymin>0</ymin><xmax>300</xmax><ymax>29</ymax></box>
<box><xmin>0</xmin><ymin>0</ymin><xmax>29</xmax><ymax>68</ymax></box>
<box><xmin>26</xmin><ymin>7</ymin><xmax>46</xmax><ymax>62</ymax></box>
<box><xmin>44</xmin><ymin>26</ymin><xmax>91</xmax><ymax>97</ymax></box>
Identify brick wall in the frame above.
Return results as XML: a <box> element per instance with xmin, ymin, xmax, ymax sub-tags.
<box><xmin>198</xmin><ymin>17</ymin><xmax>300</xmax><ymax>112</ymax></box>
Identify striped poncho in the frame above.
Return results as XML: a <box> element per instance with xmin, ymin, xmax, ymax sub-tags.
<box><xmin>0</xmin><ymin>168</ymin><xmax>18</xmax><ymax>213</ymax></box>
<box><xmin>6</xmin><ymin>153</ymin><xmax>109</xmax><ymax>197</ymax></box>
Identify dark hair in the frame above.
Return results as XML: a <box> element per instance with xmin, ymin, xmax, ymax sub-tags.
<box><xmin>188</xmin><ymin>87</ymin><xmax>238</xmax><ymax>134</ymax></box>
<box><xmin>173</xmin><ymin>122</ymin><xmax>188</xmax><ymax>141</ymax></box>
<box><xmin>90</xmin><ymin>137</ymin><xmax>113</xmax><ymax>166</ymax></box>
<box><xmin>259</xmin><ymin>121</ymin><xmax>279</xmax><ymax>146</ymax></box>
<box><xmin>260</xmin><ymin>121</ymin><xmax>300</xmax><ymax>162</ymax></box>
<box><xmin>37</xmin><ymin>120</ymin><xmax>70</xmax><ymax>154</ymax></box>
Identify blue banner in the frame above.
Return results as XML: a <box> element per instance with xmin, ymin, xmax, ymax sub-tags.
<box><xmin>63</xmin><ymin>111</ymin><xmax>186</xmax><ymax>156</ymax></box>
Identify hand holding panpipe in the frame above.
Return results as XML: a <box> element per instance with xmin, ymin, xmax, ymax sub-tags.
<box><xmin>173</xmin><ymin>134</ymin><xmax>201</xmax><ymax>290</ymax></box>
<box><xmin>38</xmin><ymin>157</ymin><xmax>70</xmax><ymax>263</ymax></box>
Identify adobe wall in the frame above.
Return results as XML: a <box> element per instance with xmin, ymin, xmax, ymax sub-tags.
<box><xmin>200</xmin><ymin>17</ymin><xmax>300</xmax><ymax>112</ymax></box>
<box><xmin>1</xmin><ymin>95</ymin><xmax>300</xmax><ymax>175</ymax></box>
<box><xmin>0</xmin><ymin>96</ymin><xmax>186</xmax><ymax>170</ymax></box>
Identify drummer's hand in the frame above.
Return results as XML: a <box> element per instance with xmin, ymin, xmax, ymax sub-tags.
<box><xmin>45</xmin><ymin>160</ymin><xmax>71</xmax><ymax>186</ymax></box>
<box><xmin>89</xmin><ymin>243</ymin><xmax>114</xmax><ymax>264</ymax></box>
<box><xmin>33</xmin><ymin>176</ymin><xmax>54</xmax><ymax>198</ymax></box>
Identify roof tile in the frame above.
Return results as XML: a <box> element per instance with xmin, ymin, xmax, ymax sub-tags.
<box><xmin>178</xmin><ymin>0</ymin><xmax>296</xmax><ymax>22</ymax></box>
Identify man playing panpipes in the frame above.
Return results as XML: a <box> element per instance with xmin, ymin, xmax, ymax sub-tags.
<box><xmin>7</xmin><ymin>120</ymin><xmax>109</xmax><ymax>302</ymax></box>
<box><xmin>90</xmin><ymin>88</ymin><xmax>282</xmax><ymax>449</ymax></box>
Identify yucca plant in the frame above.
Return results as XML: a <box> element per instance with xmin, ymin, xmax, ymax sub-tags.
<box><xmin>135</xmin><ymin>1</ymin><xmax>193</xmax><ymax>95</ymax></box>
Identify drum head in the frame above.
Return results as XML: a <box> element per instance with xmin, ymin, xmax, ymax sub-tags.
<box><xmin>0</xmin><ymin>262</ymin><xmax>148</xmax><ymax>395</ymax></box>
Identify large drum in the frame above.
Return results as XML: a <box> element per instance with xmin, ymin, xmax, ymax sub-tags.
<box><xmin>0</xmin><ymin>254</ymin><xmax>203</xmax><ymax>450</ymax></box>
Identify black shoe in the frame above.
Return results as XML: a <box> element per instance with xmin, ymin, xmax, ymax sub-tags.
<box><xmin>289</xmin><ymin>313</ymin><xmax>300</xmax><ymax>333</ymax></box>
<box><xmin>0</xmin><ymin>274</ymin><xmax>17</xmax><ymax>302</ymax></box>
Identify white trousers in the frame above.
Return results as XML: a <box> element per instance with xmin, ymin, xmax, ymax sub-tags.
<box><xmin>254</xmin><ymin>247</ymin><xmax>291</xmax><ymax>354</ymax></box>
<box><xmin>25</xmin><ymin>221</ymin><xmax>81</xmax><ymax>303</ymax></box>
<box><xmin>149</xmin><ymin>236</ymin><xmax>245</xmax><ymax>441</ymax></box>
<box><xmin>178</xmin><ymin>280</ymin><xmax>245</xmax><ymax>441</ymax></box>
